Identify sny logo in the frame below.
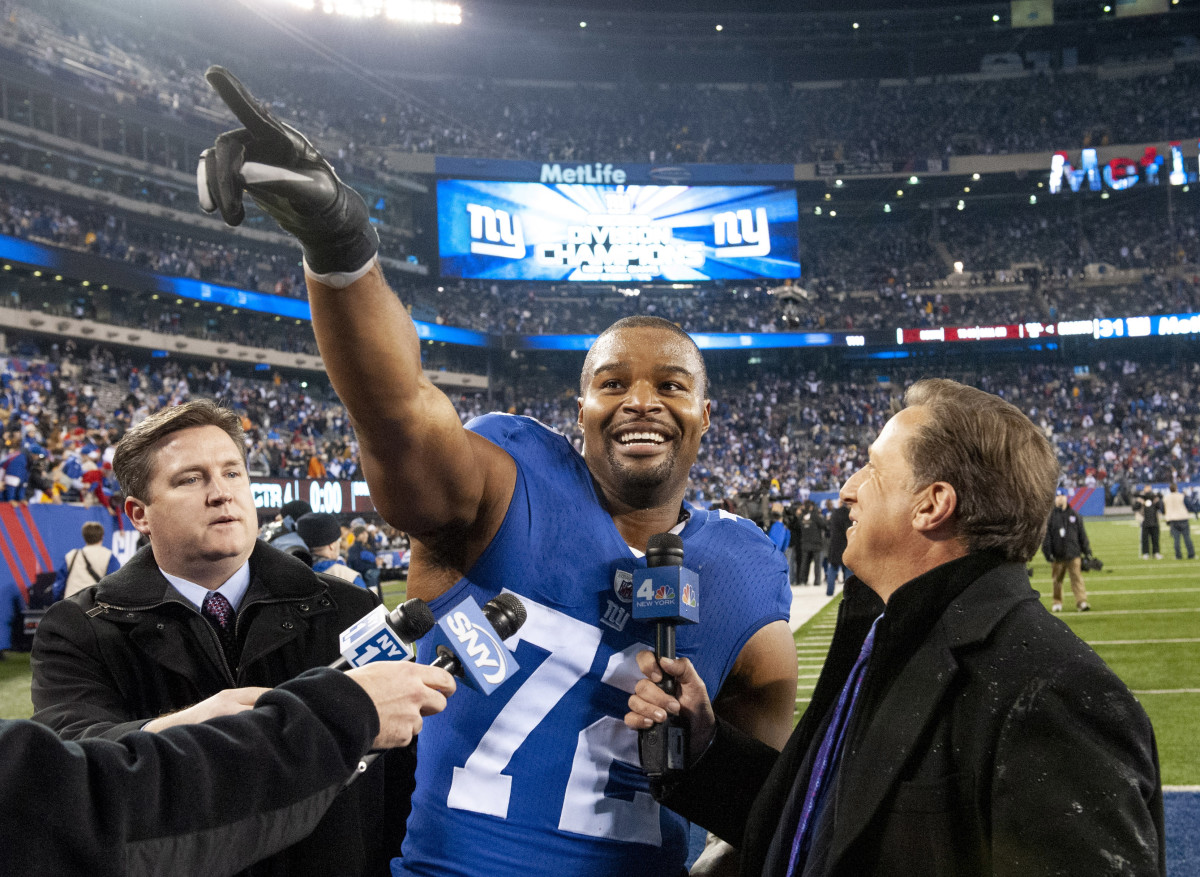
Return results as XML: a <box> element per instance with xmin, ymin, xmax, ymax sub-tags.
<box><xmin>444</xmin><ymin>611</ymin><xmax>509</xmax><ymax>684</ymax></box>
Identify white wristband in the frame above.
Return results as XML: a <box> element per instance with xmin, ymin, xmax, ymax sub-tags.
<box><xmin>303</xmin><ymin>255</ymin><xmax>377</xmax><ymax>290</ymax></box>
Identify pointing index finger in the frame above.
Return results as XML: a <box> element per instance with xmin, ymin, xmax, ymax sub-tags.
<box><xmin>205</xmin><ymin>65</ymin><xmax>289</xmax><ymax>147</ymax></box>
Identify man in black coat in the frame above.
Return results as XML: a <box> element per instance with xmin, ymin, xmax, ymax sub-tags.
<box><xmin>9</xmin><ymin>663</ymin><xmax>453</xmax><ymax>877</ymax></box>
<box><xmin>787</xmin><ymin>500</ymin><xmax>828</xmax><ymax>586</ymax></box>
<box><xmin>1042</xmin><ymin>493</ymin><xmax>1091</xmax><ymax>612</ymax></box>
<box><xmin>1134</xmin><ymin>486</ymin><xmax>1165</xmax><ymax>559</ymax></box>
<box><xmin>31</xmin><ymin>399</ymin><xmax>413</xmax><ymax>877</ymax></box>
<box><xmin>627</xmin><ymin>379</ymin><xmax>1163</xmax><ymax>876</ymax></box>
<box><xmin>823</xmin><ymin>501</ymin><xmax>852</xmax><ymax>597</ymax></box>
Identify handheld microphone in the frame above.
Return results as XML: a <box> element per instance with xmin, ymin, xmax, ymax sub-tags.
<box><xmin>330</xmin><ymin>598</ymin><xmax>437</xmax><ymax>671</ymax></box>
<box><xmin>430</xmin><ymin>593</ymin><xmax>526</xmax><ymax>694</ymax></box>
<box><xmin>346</xmin><ymin>593</ymin><xmax>527</xmax><ymax>783</ymax></box>
<box><xmin>633</xmin><ymin>532</ymin><xmax>699</xmax><ymax>793</ymax></box>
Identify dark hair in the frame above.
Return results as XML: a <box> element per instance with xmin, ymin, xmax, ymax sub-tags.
<box><xmin>81</xmin><ymin>521</ymin><xmax>105</xmax><ymax>544</ymax></box>
<box><xmin>902</xmin><ymin>379</ymin><xmax>1059</xmax><ymax>563</ymax></box>
<box><xmin>112</xmin><ymin>399</ymin><xmax>247</xmax><ymax>502</ymax></box>
<box><xmin>580</xmin><ymin>316</ymin><xmax>708</xmax><ymax>398</ymax></box>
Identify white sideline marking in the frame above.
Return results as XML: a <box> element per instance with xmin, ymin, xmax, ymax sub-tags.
<box><xmin>1061</xmin><ymin>587</ymin><xmax>1200</xmax><ymax>596</ymax></box>
<box><xmin>1089</xmin><ymin>638</ymin><xmax>1200</xmax><ymax>645</ymax></box>
<box><xmin>1068</xmin><ymin>607</ymin><xmax>1200</xmax><ymax>616</ymax></box>
<box><xmin>1131</xmin><ymin>689</ymin><xmax>1200</xmax><ymax>694</ymax></box>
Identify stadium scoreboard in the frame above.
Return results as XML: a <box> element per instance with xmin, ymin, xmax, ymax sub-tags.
<box><xmin>436</xmin><ymin>179</ymin><xmax>801</xmax><ymax>282</ymax></box>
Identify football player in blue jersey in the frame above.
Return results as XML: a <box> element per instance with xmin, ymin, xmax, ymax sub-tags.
<box><xmin>199</xmin><ymin>66</ymin><xmax>797</xmax><ymax>877</ymax></box>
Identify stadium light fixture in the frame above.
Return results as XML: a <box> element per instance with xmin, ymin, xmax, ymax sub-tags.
<box><xmin>829</xmin><ymin>210</ymin><xmax>837</xmax><ymax>217</ymax></box>
<box><xmin>954</xmin><ymin>261</ymin><xmax>964</xmax><ymax>273</ymax></box>
<box><xmin>896</xmin><ymin>189</ymin><xmax>904</xmax><ymax>197</ymax></box>
<box><xmin>283</xmin><ymin>0</ymin><xmax>462</xmax><ymax>24</ymax></box>
<box><xmin>835</xmin><ymin>179</ymin><xmax>844</xmax><ymax>187</ymax></box>
<box><xmin>1030</xmin><ymin>195</ymin><xmax>1037</xmax><ymax>204</ymax></box>
<box><xmin>963</xmin><ymin>186</ymin><xmax>970</xmax><ymax>192</ymax></box>
<box><xmin>814</xmin><ymin>206</ymin><xmax>822</xmax><ymax>215</ymax></box>
<box><xmin>824</xmin><ymin>193</ymin><xmax>832</xmax><ymax>200</ymax></box>
<box><xmin>992</xmin><ymin>14</ymin><xmax>1001</xmax><ymax>22</ymax></box>
<box><xmin>715</xmin><ymin>24</ymin><xmax>723</xmax><ymax>31</ymax></box>
<box><xmin>956</xmin><ymin>200</ymin><xmax>965</xmax><ymax>211</ymax></box>
<box><xmin>909</xmin><ymin>175</ymin><xmax>919</xmax><ymax>185</ymax></box>
<box><xmin>852</xmin><ymin>21</ymin><xmax>859</xmax><ymax>29</ymax></box>
<box><xmin>580</xmin><ymin>20</ymin><xmax>587</xmax><ymax>27</ymax></box>
<box><xmin>883</xmin><ymin>204</ymin><xmax>892</xmax><ymax>213</ymax></box>
<box><xmin>972</xmin><ymin>173</ymin><xmax>980</xmax><ymax>180</ymax></box>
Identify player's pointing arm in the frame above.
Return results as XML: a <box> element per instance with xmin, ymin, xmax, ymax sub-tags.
<box><xmin>198</xmin><ymin>67</ymin><xmax>513</xmax><ymax>551</ymax></box>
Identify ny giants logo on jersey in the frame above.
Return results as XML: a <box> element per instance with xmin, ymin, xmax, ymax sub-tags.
<box><xmin>613</xmin><ymin>569</ymin><xmax>634</xmax><ymax>603</ymax></box>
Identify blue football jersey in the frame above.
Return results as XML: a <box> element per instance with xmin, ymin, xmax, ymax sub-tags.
<box><xmin>395</xmin><ymin>414</ymin><xmax>790</xmax><ymax>877</ymax></box>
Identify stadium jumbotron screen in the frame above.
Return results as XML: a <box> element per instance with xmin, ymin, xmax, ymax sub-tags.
<box><xmin>437</xmin><ymin>180</ymin><xmax>801</xmax><ymax>282</ymax></box>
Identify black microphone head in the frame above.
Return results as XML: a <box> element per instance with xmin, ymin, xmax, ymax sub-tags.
<box><xmin>389</xmin><ymin>598</ymin><xmax>436</xmax><ymax>641</ymax></box>
<box><xmin>646</xmin><ymin>532</ymin><xmax>684</xmax><ymax>568</ymax></box>
<box><xmin>481</xmin><ymin>593</ymin><xmax>527</xmax><ymax>639</ymax></box>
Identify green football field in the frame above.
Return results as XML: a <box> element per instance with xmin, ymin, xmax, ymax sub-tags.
<box><xmin>2</xmin><ymin>518</ymin><xmax>1197</xmax><ymax>785</ymax></box>
<box><xmin>791</xmin><ymin>517</ymin><xmax>1200</xmax><ymax>786</ymax></box>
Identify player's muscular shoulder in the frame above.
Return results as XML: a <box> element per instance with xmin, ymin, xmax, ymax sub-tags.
<box><xmin>405</xmin><ymin>448</ymin><xmax>516</xmax><ymax>602</ymax></box>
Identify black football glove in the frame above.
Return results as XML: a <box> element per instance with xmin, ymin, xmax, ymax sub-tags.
<box><xmin>197</xmin><ymin>65</ymin><xmax>378</xmax><ymax>279</ymax></box>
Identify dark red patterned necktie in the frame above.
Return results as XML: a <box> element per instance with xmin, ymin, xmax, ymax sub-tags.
<box><xmin>202</xmin><ymin>591</ymin><xmax>238</xmax><ymax>664</ymax></box>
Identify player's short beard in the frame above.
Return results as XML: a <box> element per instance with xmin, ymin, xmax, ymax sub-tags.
<box><xmin>605</xmin><ymin>441</ymin><xmax>679</xmax><ymax>503</ymax></box>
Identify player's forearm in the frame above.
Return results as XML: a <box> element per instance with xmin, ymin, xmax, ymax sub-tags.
<box><xmin>306</xmin><ymin>261</ymin><xmax>428</xmax><ymax>428</ymax></box>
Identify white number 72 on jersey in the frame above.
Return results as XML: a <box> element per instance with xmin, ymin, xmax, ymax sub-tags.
<box><xmin>445</xmin><ymin>593</ymin><xmax>663</xmax><ymax>845</ymax></box>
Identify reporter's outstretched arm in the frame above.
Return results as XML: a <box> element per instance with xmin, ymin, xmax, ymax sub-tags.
<box><xmin>199</xmin><ymin>66</ymin><xmax>514</xmax><ymax>582</ymax></box>
<box><xmin>2</xmin><ymin>664</ymin><xmax>453</xmax><ymax>877</ymax></box>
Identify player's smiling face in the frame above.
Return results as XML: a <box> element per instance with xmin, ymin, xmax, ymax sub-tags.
<box><xmin>578</xmin><ymin>326</ymin><xmax>710</xmax><ymax>507</ymax></box>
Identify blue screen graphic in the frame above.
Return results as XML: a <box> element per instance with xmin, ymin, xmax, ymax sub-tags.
<box><xmin>438</xmin><ymin>180</ymin><xmax>801</xmax><ymax>282</ymax></box>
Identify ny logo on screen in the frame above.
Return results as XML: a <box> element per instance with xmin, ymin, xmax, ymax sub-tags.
<box><xmin>466</xmin><ymin>203</ymin><xmax>526</xmax><ymax>259</ymax></box>
<box><xmin>712</xmin><ymin>207</ymin><xmax>770</xmax><ymax>257</ymax></box>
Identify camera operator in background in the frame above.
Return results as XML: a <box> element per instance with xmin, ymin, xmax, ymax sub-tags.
<box><xmin>1042</xmin><ymin>493</ymin><xmax>1091</xmax><ymax>613</ymax></box>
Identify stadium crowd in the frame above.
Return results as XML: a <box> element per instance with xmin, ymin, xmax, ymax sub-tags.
<box><xmin>7</xmin><ymin>0</ymin><xmax>1200</xmax><ymax>168</ymax></box>
<box><xmin>4</xmin><ymin>343</ymin><xmax>1197</xmax><ymax>514</ymax></box>
<box><xmin>4</xmin><ymin>183</ymin><xmax>1200</xmax><ymax>345</ymax></box>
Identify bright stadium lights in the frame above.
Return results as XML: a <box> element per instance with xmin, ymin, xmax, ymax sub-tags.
<box><xmin>829</xmin><ymin>210</ymin><xmax>837</xmax><ymax>217</ymax></box>
<box><xmin>835</xmin><ymin>179</ymin><xmax>844</xmax><ymax>186</ymax></box>
<box><xmin>992</xmin><ymin>13</ymin><xmax>1000</xmax><ymax>22</ymax></box>
<box><xmin>964</xmin><ymin>186</ymin><xmax>971</xmax><ymax>192</ymax></box>
<box><xmin>824</xmin><ymin>192</ymin><xmax>832</xmax><ymax>200</ymax></box>
<box><xmin>1030</xmin><ymin>195</ymin><xmax>1038</xmax><ymax>204</ymax></box>
<box><xmin>954</xmin><ymin>261</ymin><xmax>964</xmax><ymax>273</ymax></box>
<box><xmin>956</xmin><ymin>200</ymin><xmax>965</xmax><ymax>210</ymax></box>
<box><xmin>715</xmin><ymin>24</ymin><xmax>723</xmax><ymax>31</ymax></box>
<box><xmin>909</xmin><ymin>175</ymin><xmax>919</xmax><ymax>185</ymax></box>
<box><xmin>972</xmin><ymin>173</ymin><xmax>980</xmax><ymax>180</ymax></box>
<box><xmin>852</xmin><ymin>21</ymin><xmax>859</xmax><ymax>29</ymax></box>
<box><xmin>579</xmin><ymin>20</ymin><xmax>587</xmax><ymax>27</ymax></box>
<box><xmin>814</xmin><ymin>206</ymin><xmax>822</xmax><ymax>215</ymax></box>
<box><xmin>883</xmin><ymin>204</ymin><xmax>892</xmax><ymax>213</ymax></box>
<box><xmin>281</xmin><ymin>0</ymin><xmax>462</xmax><ymax>25</ymax></box>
